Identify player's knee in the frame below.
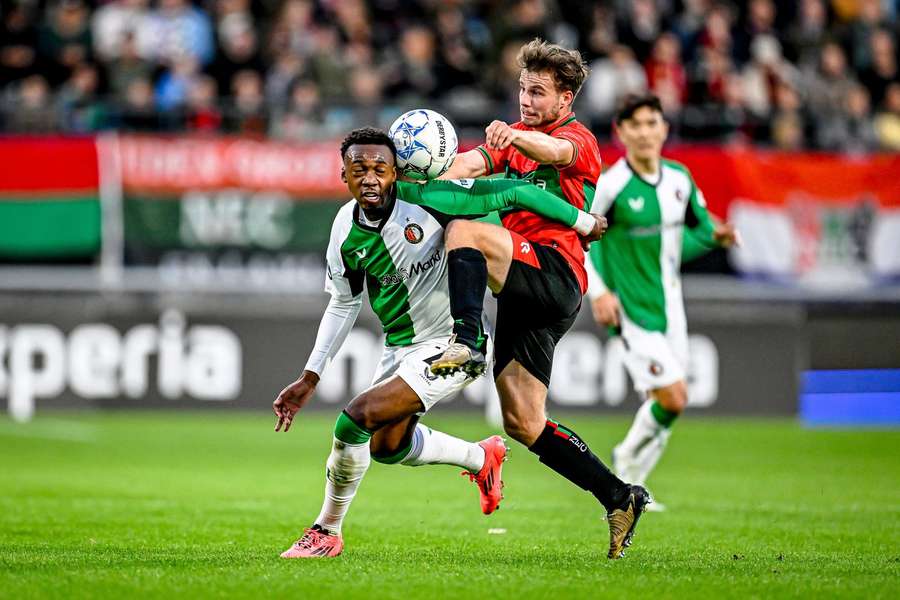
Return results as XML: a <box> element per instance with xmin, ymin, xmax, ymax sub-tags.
<box><xmin>344</xmin><ymin>400</ymin><xmax>384</xmax><ymax>432</ymax></box>
<box><xmin>445</xmin><ymin>219</ymin><xmax>480</xmax><ymax>248</ymax></box>
<box><xmin>501</xmin><ymin>411</ymin><xmax>542</xmax><ymax>446</ymax></box>
<box><xmin>657</xmin><ymin>382</ymin><xmax>688</xmax><ymax>414</ymax></box>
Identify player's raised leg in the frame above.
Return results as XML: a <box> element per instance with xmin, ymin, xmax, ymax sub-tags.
<box><xmin>430</xmin><ymin>219</ymin><xmax>513</xmax><ymax>377</ymax></box>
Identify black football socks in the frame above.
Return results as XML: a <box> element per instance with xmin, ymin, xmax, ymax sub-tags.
<box><xmin>447</xmin><ymin>247</ymin><xmax>487</xmax><ymax>351</ymax></box>
<box><xmin>529</xmin><ymin>418</ymin><xmax>630</xmax><ymax>512</ymax></box>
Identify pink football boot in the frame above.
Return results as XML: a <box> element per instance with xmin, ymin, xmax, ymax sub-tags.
<box><xmin>280</xmin><ymin>525</ymin><xmax>344</xmax><ymax>558</ymax></box>
<box><xmin>463</xmin><ymin>435</ymin><xmax>508</xmax><ymax>515</ymax></box>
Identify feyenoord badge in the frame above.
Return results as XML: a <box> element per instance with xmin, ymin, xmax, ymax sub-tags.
<box><xmin>404</xmin><ymin>223</ymin><xmax>424</xmax><ymax>244</ymax></box>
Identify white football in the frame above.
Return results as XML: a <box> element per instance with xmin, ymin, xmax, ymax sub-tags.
<box><xmin>388</xmin><ymin>109</ymin><xmax>458</xmax><ymax>180</ymax></box>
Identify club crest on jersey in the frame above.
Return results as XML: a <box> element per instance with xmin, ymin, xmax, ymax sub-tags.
<box><xmin>628</xmin><ymin>196</ymin><xmax>645</xmax><ymax>211</ymax></box>
<box><xmin>649</xmin><ymin>360</ymin><xmax>664</xmax><ymax>376</ymax></box>
<box><xmin>404</xmin><ymin>223</ymin><xmax>424</xmax><ymax>244</ymax></box>
<box><xmin>675</xmin><ymin>189</ymin><xmax>684</xmax><ymax>203</ymax></box>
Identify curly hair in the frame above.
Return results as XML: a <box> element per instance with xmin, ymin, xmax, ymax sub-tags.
<box><xmin>517</xmin><ymin>38</ymin><xmax>589</xmax><ymax>97</ymax></box>
<box><xmin>340</xmin><ymin>127</ymin><xmax>397</xmax><ymax>159</ymax></box>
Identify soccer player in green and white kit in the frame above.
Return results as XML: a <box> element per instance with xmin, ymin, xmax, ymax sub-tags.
<box><xmin>273</xmin><ymin>127</ymin><xmax>605</xmax><ymax>558</ymax></box>
<box><xmin>586</xmin><ymin>94</ymin><xmax>739</xmax><ymax>509</ymax></box>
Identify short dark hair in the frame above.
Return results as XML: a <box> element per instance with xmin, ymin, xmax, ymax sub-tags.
<box><xmin>517</xmin><ymin>38</ymin><xmax>589</xmax><ymax>97</ymax></box>
<box><xmin>340</xmin><ymin>127</ymin><xmax>396</xmax><ymax>159</ymax></box>
<box><xmin>615</xmin><ymin>93</ymin><xmax>664</xmax><ymax>124</ymax></box>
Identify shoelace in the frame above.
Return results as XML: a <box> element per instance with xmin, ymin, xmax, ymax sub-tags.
<box><xmin>296</xmin><ymin>529</ymin><xmax>325</xmax><ymax>549</ymax></box>
<box><xmin>461</xmin><ymin>470</ymin><xmax>478</xmax><ymax>483</ymax></box>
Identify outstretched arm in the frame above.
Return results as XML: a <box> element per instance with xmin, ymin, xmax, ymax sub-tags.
<box><xmin>274</xmin><ymin>293</ymin><xmax>362</xmax><ymax>432</ymax></box>
<box><xmin>397</xmin><ymin>179</ymin><xmax>602</xmax><ymax>238</ymax></box>
<box><xmin>439</xmin><ymin>149</ymin><xmax>489</xmax><ymax>180</ymax></box>
<box><xmin>684</xmin><ymin>183</ymin><xmax>740</xmax><ymax>259</ymax></box>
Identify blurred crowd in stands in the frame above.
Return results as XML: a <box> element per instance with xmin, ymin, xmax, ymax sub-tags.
<box><xmin>1</xmin><ymin>0</ymin><xmax>898</xmax><ymax>151</ymax></box>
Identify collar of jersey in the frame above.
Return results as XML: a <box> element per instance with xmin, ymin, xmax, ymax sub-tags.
<box><xmin>624</xmin><ymin>158</ymin><xmax>663</xmax><ymax>188</ymax></box>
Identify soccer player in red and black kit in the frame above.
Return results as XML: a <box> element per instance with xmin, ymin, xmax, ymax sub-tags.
<box><xmin>431</xmin><ymin>39</ymin><xmax>649</xmax><ymax>559</ymax></box>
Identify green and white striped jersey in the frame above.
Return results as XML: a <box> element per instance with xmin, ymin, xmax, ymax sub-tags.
<box><xmin>326</xmin><ymin>179</ymin><xmax>587</xmax><ymax>347</ymax></box>
<box><xmin>588</xmin><ymin>158</ymin><xmax>716</xmax><ymax>333</ymax></box>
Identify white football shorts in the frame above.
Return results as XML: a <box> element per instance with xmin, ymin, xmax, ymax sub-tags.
<box><xmin>372</xmin><ymin>335</ymin><xmax>493</xmax><ymax>412</ymax></box>
<box><xmin>619</xmin><ymin>313</ymin><xmax>688</xmax><ymax>395</ymax></box>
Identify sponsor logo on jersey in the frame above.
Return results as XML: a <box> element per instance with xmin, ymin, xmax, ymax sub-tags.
<box><xmin>449</xmin><ymin>178</ymin><xmax>475</xmax><ymax>189</ymax></box>
<box><xmin>404</xmin><ymin>223</ymin><xmax>424</xmax><ymax>244</ymax></box>
<box><xmin>355</xmin><ymin>248</ymin><xmax>367</xmax><ymax>259</ymax></box>
<box><xmin>378</xmin><ymin>248</ymin><xmax>442</xmax><ymax>286</ymax></box>
<box><xmin>627</xmin><ymin>196</ymin><xmax>645</xmax><ymax>211</ymax></box>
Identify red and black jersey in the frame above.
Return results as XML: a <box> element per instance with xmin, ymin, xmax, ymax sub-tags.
<box><xmin>476</xmin><ymin>112</ymin><xmax>602</xmax><ymax>293</ymax></box>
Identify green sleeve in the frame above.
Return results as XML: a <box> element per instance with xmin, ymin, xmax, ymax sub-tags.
<box><xmin>681</xmin><ymin>227</ymin><xmax>717</xmax><ymax>262</ymax></box>
<box><xmin>396</xmin><ymin>179</ymin><xmax>580</xmax><ymax>226</ymax></box>
<box><xmin>684</xmin><ymin>177</ymin><xmax>716</xmax><ymax>246</ymax></box>
<box><xmin>588</xmin><ymin>239</ymin><xmax>606</xmax><ymax>283</ymax></box>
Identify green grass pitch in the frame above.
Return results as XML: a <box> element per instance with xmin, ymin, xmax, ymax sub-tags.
<box><xmin>1</xmin><ymin>411</ymin><xmax>898</xmax><ymax>598</ymax></box>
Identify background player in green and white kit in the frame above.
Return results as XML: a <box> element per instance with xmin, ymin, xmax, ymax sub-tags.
<box><xmin>586</xmin><ymin>95</ymin><xmax>740</xmax><ymax>508</ymax></box>
<box><xmin>273</xmin><ymin>128</ymin><xmax>605</xmax><ymax>558</ymax></box>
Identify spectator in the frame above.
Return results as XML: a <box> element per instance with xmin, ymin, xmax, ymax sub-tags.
<box><xmin>37</xmin><ymin>0</ymin><xmax>93</xmax><ymax>86</ymax></box>
<box><xmin>645</xmin><ymin>33</ymin><xmax>688</xmax><ymax>115</ymax></box>
<box><xmin>741</xmin><ymin>35</ymin><xmax>799</xmax><ymax>119</ymax></box>
<box><xmin>118</xmin><ymin>76</ymin><xmax>157</xmax><ymax>130</ymax></box>
<box><xmin>769</xmin><ymin>81</ymin><xmax>807</xmax><ymax>149</ymax></box>
<box><xmin>817</xmin><ymin>83</ymin><xmax>878</xmax><ymax>152</ymax></box>
<box><xmin>265</xmin><ymin>50</ymin><xmax>306</xmax><ymax>109</ymax></box>
<box><xmin>224</xmin><ymin>69</ymin><xmax>267</xmax><ymax>136</ymax></box>
<box><xmin>208</xmin><ymin>13</ymin><xmax>265</xmax><ymax>96</ymax></box>
<box><xmin>784</xmin><ymin>0</ymin><xmax>829</xmax><ymax>69</ymax></box>
<box><xmin>272</xmin><ymin>77</ymin><xmax>327</xmax><ymax>140</ymax></box>
<box><xmin>732</xmin><ymin>0</ymin><xmax>779</xmax><ymax>66</ymax></box>
<box><xmin>308</xmin><ymin>26</ymin><xmax>348</xmax><ymax>101</ymax></box>
<box><xmin>843</xmin><ymin>0</ymin><xmax>890</xmax><ymax>72</ymax></box>
<box><xmin>697</xmin><ymin>3</ymin><xmax>734</xmax><ymax>56</ymax></box>
<box><xmin>57</xmin><ymin>61</ymin><xmax>106</xmax><ymax>131</ymax></box>
<box><xmin>584</xmin><ymin>4</ymin><xmax>618</xmax><ymax>60</ymax></box>
<box><xmin>155</xmin><ymin>55</ymin><xmax>200</xmax><ymax>111</ymax></box>
<box><xmin>671</xmin><ymin>0</ymin><xmax>713</xmax><ymax>63</ymax></box>
<box><xmin>1</xmin><ymin>1</ymin><xmax>40</xmax><ymax>86</ymax></box>
<box><xmin>617</xmin><ymin>0</ymin><xmax>663</xmax><ymax>63</ymax></box>
<box><xmin>5</xmin><ymin>74</ymin><xmax>57</xmax><ymax>132</ymax></box>
<box><xmin>266</xmin><ymin>0</ymin><xmax>316</xmax><ymax>60</ymax></box>
<box><xmin>384</xmin><ymin>25</ymin><xmax>439</xmax><ymax>102</ymax></box>
<box><xmin>91</xmin><ymin>0</ymin><xmax>149</xmax><ymax>63</ymax></box>
<box><xmin>105</xmin><ymin>31</ymin><xmax>153</xmax><ymax>99</ymax></box>
<box><xmin>859</xmin><ymin>29</ymin><xmax>898</xmax><ymax>108</ymax></box>
<box><xmin>143</xmin><ymin>0</ymin><xmax>214</xmax><ymax>66</ymax></box>
<box><xmin>492</xmin><ymin>0</ymin><xmax>551</xmax><ymax>57</ymax></box>
<box><xmin>805</xmin><ymin>41</ymin><xmax>856</xmax><ymax>124</ymax></box>
<box><xmin>584</xmin><ymin>45</ymin><xmax>647</xmax><ymax>121</ymax></box>
<box><xmin>183</xmin><ymin>74</ymin><xmax>222</xmax><ymax>133</ymax></box>
<box><xmin>874</xmin><ymin>82</ymin><xmax>900</xmax><ymax>150</ymax></box>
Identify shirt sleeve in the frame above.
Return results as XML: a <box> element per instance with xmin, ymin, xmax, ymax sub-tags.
<box><xmin>397</xmin><ymin>179</ymin><xmax>582</xmax><ymax>228</ymax></box>
<box><xmin>585</xmin><ymin>244</ymin><xmax>609</xmax><ymax>299</ymax></box>
<box><xmin>684</xmin><ymin>175</ymin><xmax>717</xmax><ymax>247</ymax></box>
<box><xmin>475</xmin><ymin>143</ymin><xmax>510</xmax><ymax>175</ymax></box>
<box><xmin>303</xmin><ymin>294</ymin><xmax>363</xmax><ymax>376</ymax></box>
<box><xmin>323</xmin><ymin>217</ymin><xmax>364</xmax><ymax>300</ymax></box>
<box><xmin>552</xmin><ymin>126</ymin><xmax>596</xmax><ymax>173</ymax></box>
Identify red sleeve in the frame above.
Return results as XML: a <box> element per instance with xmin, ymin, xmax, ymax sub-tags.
<box><xmin>475</xmin><ymin>144</ymin><xmax>509</xmax><ymax>175</ymax></box>
<box><xmin>552</xmin><ymin>126</ymin><xmax>599</xmax><ymax>175</ymax></box>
